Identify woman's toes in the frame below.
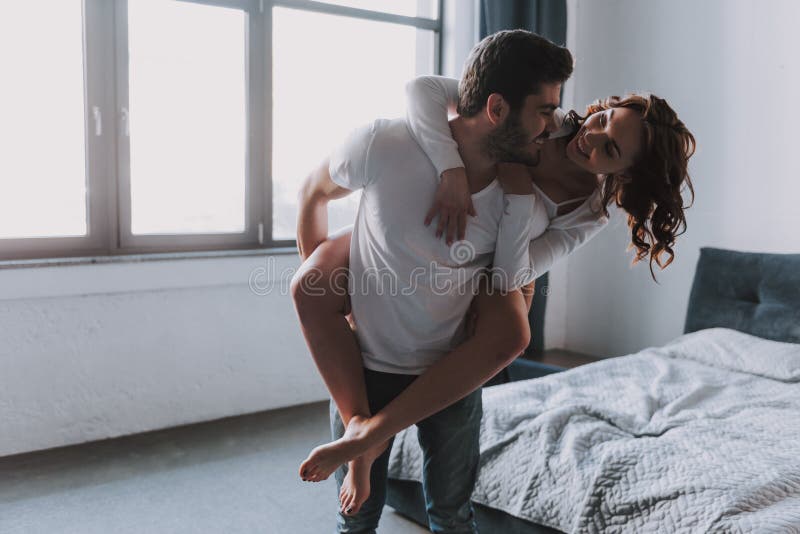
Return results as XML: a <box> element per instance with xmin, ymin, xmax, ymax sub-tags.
<box><xmin>299</xmin><ymin>462</ymin><xmax>310</xmax><ymax>480</ymax></box>
<box><xmin>348</xmin><ymin>499</ymin><xmax>363</xmax><ymax>515</ymax></box>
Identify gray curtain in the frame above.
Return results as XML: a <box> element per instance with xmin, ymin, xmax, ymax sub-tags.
<box><xmin>479</xmin><ymin>0</ymin><xmax>567</xmax><ymax>359</ymax></box>
<box><xmin>480</xmin><ymin>0</ymin><xmax>567</xmax><ymax>45</ymax></box>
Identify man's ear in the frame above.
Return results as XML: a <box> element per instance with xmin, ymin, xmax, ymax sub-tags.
<box><xmin>485</xmin><ymin>93</ymin><xmax>509</xmax><ymax>126</ymax></box>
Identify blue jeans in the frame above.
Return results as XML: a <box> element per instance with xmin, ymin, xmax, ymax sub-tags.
<box><xmin>330</xmin><ymin>367</ymin><xmax>483</xmax><ymax>533</ymax></box>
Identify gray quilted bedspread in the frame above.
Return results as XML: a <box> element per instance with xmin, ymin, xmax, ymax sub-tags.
<box><xmin>387</xmin><ymin>328</ymin><xmax>800</xmax><ymax>533</ymax></box>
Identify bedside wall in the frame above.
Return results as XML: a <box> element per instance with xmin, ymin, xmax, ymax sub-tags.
<box><xmin>559</xmin><ymin>0</ymin><xmax>800</xmax><ymax>357</ymax></box>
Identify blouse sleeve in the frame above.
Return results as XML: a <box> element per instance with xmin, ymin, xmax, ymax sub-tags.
<box><xmin>492</xmin><ymin>198</ymin><xmax>610</xmax><ymax>290</ymax></box>
<box><xmin>491</xmin><ymin>193</ymin><xmax>548</xmax><ymax>292</ymax></box>
<box><xmin>404</xmin><ymin>75</ymin><xmax>464</xmax><ymax>178</ymax></box>
<box><xmin>522</xmin><ymin>221</ymin><xmax>608</xmax><ymax>282</ymax></box>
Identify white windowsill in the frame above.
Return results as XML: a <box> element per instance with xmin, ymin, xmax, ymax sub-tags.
<box><xmin>0</xmin><ymin>246</ymin><xmax>298</xmax><ymax>271</ymax></box>
<box><xmin>0</xmin><ymin>247</ymin><xmax>303</xmax><ymax>302</ymax></box>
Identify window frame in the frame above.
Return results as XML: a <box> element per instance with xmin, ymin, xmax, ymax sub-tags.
<box><xmin>116</xmin><ymin>0</ymin><xmax>266</xmax><ymax>254</ymax></box>
<box><xmin>0</xmin><ymin>0</ymin><xmax>113</xmax><ymax>261</ymax></box>
<box><xmin>0</xmin><ymin>0</ymin><xmax>442</xmax><ymax>261</ymax></box>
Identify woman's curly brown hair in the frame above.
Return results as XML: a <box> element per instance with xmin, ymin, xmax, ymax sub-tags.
<box><xmin>565</xmin><ymin>94</ymin><xmax>696</xmax><ymax>280</ymax></box>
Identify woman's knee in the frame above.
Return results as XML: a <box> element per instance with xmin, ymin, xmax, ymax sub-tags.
<box><xmin>290</xmin><ymin>231</ymin><xmax>351</xmax><ymax>316</ymax></box>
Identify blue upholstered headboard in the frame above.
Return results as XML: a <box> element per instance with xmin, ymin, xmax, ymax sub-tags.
<box><xmin>684</xmin><ymin>247</ymin><xmax>800</xmax><ymax>343</ymax></box>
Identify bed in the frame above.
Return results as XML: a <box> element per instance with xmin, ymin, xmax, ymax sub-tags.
<box><xmin>386</xmin><ymin>247</ymin><xmax>800</xmax><ymax>533</ymax></box>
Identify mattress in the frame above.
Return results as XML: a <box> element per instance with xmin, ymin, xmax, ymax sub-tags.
<box><xmin>387</xmin><ymin>327</ymin><xmax>800</xmax><ymax>533</ymax></box>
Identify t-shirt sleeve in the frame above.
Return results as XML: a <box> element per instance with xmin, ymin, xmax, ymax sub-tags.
<box><xmin>328</xmin><ymin>121</ymin><xmax>379</xmax><ymax>191</ymax></box>
<box><xmin>404</xmin><ymin>75</ymin><xmax>464</xmax><ymax>178</ymax></box>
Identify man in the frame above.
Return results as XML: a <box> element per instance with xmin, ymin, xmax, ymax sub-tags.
<box><xmin>295</xmin><ymin>30</ymin><xmax>572</xmax><ymax>533</ymax></box>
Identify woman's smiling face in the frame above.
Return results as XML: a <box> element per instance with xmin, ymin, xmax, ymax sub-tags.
<box><xmin>566</xmin><ymin>106</ymin><xmax>645</xmax><ymax>175</ymax></box>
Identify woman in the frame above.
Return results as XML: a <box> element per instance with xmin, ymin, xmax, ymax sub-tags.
<box><xmin>292</xmin><ymin>75</ymin><xmax>696</xmax><ymax>516</ymax></box>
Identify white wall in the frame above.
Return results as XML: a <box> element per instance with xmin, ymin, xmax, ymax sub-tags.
<box><xmin>0</xmin><ymin>254</ymin><xmax>327</xmax><ymax>457</ymax></box>
<box><xmin>559</xmin><ymin>0</ymin><xmax>800</xmax><ymax>356</ymax></box>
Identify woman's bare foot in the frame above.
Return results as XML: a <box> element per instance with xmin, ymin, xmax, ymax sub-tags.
<box><xmin>299</xmin><ymin>414</ymin><xmax>378</xmax><ymax>483</ymax></box>
<box><xmin>338</xmin><ymin>439</ymin><xmax>389</xmax><ymax>516</ymax></box>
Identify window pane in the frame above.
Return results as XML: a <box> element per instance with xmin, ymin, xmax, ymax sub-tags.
<box><xmin>127</xmin><ymin>0</ymin><xmax>246</xmax><ymax>235</ymax></box>
<box><xmin>0</xmin><ymin>1</ymin><xmax>86</xmax><ymax>239</ymax></box>
<box><xmin>272</xmin><ymin>8</ymin><xmax>436</xmax><ymax>240</ymax></box>
<box><xmin>316</xmin><ymin>0</ymin><xmax>438</xmax><ymax>19</ymax></box>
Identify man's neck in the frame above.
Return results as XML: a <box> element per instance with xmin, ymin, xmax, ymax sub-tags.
<box><xmin>449</xmin><ymin>117</ymin><xmax>497</xmax><ymax>190</ymax></box>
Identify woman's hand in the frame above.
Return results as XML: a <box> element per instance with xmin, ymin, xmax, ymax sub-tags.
<box><xmin>497</xmin><ymin>163</ymin><xmax>535</xmax><ymax>195</ymax></box>
<box><xmin>424</xmin><ymin>167</ymin><xmax>476</xmax><ymax>245</ymax></box>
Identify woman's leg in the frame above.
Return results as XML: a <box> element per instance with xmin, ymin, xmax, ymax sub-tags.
<box><xmin>291</xmin><ymin>227</ymin><xmax>368</xmax><ymax>425</ymax></box>
<box><xmin>300</xmin><ymin>278</ymin><xmax>533</xmax><ymax>481</ymax></box>
<box><xmin>290</xmin><ymin>226</ymin><xmax>392</xmax><ymax>515</ymax></box>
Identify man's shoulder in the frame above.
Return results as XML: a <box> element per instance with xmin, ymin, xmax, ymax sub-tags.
<box><xmin>334</xmin><ymin>118</ymin><xmax>410</xmax><ymax>162</ymax></box>
<box><xmin>339</xmin><ymin>117</ymin><xmax>433</xmax><ymax>188</ymax></box>
<box><xmin>369</xmin><ymin>117</ymin><xmax>415</xmax><ymax>142</ymax></box>
<box><xmin>366</xmin><ymin>117</ymin><xmax>427</xmax><ymax>159</ymax></box>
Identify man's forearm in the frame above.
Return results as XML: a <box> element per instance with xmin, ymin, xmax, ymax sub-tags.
<box><xmin>296</xmin><ymin>189</ymin><xmax>329</xmax><ymax>262</ymax></box>
<box><xmin>295</xmin><ymin>159</ymin><xmax>353</xmax><ymax>261</ymax></box>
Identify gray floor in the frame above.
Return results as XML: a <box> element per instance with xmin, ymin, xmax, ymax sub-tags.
<box><xmin>0</xmin><ymin>401</ymin><xmax>429</xmax><ymax>533</ymax></box>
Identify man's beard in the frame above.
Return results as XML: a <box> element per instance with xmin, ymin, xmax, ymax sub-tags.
<box><xmin>484</xmin><ymin>111</ymin><xmax>541</xmax><ymax>166</ymax></box>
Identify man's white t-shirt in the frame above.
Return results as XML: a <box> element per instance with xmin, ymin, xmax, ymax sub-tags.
<box><xmin>329</xmin><ymin>118</ymin><xmax>547</xmax><ymax>375</ymax></box>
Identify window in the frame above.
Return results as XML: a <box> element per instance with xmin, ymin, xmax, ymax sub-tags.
<box><xmin>0</xmin><ymin>0</ymin><xmax>441</xmax><ymax>261</ymax></box>
<box><xmin>0</xmin><ymin>1</ymin><xmax>87</xmax><ymax>240</ymax></box>
<box><xmin>127</xmin><ymin>0</ymin><xmax>247</xmax><ymax>236</ymax></box>
<box><xmin>271</xmin><ymin>2</ymin><xmax>438</xmax><ymax>239</ymax></box>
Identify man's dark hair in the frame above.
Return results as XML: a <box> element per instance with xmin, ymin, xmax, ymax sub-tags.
<box><xmin>457</xmin><ymin>30</ymin><xmax>573</xmax><ymax>117</ymax></box>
